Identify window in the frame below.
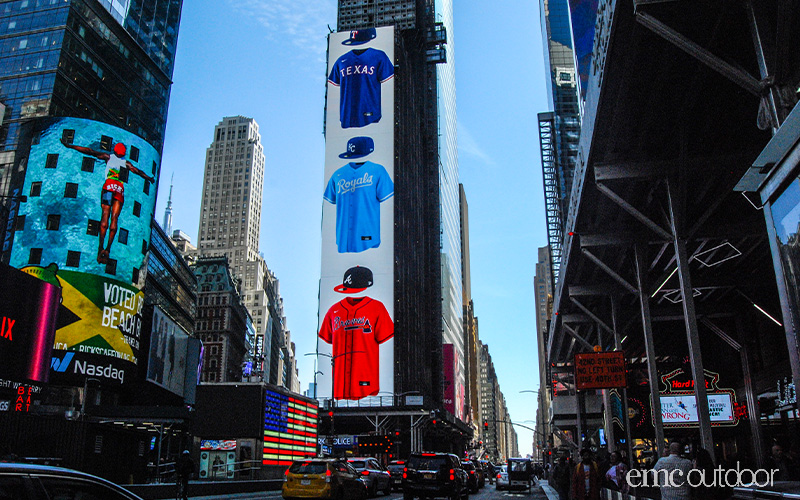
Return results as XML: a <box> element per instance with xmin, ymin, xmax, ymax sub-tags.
<box><xmin>81</xmin><ymin>157</ymin><xmax>95</xmax><ymax>172</ymax></box>
<box><xmin>143</xmin><ymin>181</ymin><xmax>150</xmax><ymax>195</ymax></box>
<box><xmin>87</xmin><ymin>219</ymin><xmax>100</xmax><ymax>236</ymax></box>
<box><xmin>118</xmin><ymin>228</ymin><xmax>128</xmax><ymax>244</ymax></box>
<box><xmin>105</xmin><ymin>258</ymin><xmax>117</xmax><ymax>275</ymax></box>
<box><xmin>66</xmin><ymin>250</ymin><xmax>80</xmax><ymax>267</ymax></box>
<box><xmin>30</xmin><ymin>181</ymin><xmax>42</xmax><ymax>197</ymax></box>
<box><xmin>132</xmin><ymin>201</ymin><xmax>141</xmax><ymax>217</ymax></box>
<box><xmin>129</xmin><ymin>145</ymin><xmax>139</xmax><ymax>162</ymax></box>
<box><xmin>46</xmin><ymin>214</ymin><xmax>60</xmax><ymax>230</ymax></box>
<box><xmin>45</xmin><ymin>153</ymin><xmax>58</xmax><ymax>169</ymax></box>
<box><xmin>15</xmin><ymin>215</ymin><xmax>25</xmax><ymax>231</ymax></box>
<box><xmin>29</xmin><ymin>248</ymin><xmax>42</xmax><ymax>264</ymax></box>
<box><xmin>64</xmin><ymin>183</ymin><xmax>78</xmax><ymax>198</ymax></box>
<box><xmin>141</xmin><ymin>240</ymin><xmax>148</xmax><ymax>254</ymax></box>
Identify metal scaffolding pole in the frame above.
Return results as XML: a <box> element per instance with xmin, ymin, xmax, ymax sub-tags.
<box><xmin>667</xmin><ymin>182</ymin><xmax>714</xmax><ymax>453</ymax></box>
<box><xmin>634</xmin><ymin>244</ymin><xmax>665</xmax><ymax>455</ymax></box>
<box><xmin>611</xmin><ymin>294</ymin><xmax>634</xmax><ymax>463</ymax></box>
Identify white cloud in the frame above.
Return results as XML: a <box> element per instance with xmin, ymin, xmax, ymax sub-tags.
<box><xmin>458</xmin><ymin>122</ymin><xmax>496</xmax><ymax>168</ymax></box>
<box><xmin>231</xmin><ymin>0</ymin><xmax>337</xmax><ymax>57</ymax></box>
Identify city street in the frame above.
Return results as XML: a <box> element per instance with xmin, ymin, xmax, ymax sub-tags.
<box><xmin>187</xmin><ymin>483</ymin><xmax>552</xmax><ymax>500</ymax></box>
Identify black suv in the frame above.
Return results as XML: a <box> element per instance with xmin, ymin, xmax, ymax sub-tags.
<box><xmin>460</xmin><ymin>461</ymin><xmax>479</xmax><ymax>493</ymax></box>
<box><xmin>402</xmin><ymin>452</ymin><xmax>469</xmax><ymax>500</ymax></box>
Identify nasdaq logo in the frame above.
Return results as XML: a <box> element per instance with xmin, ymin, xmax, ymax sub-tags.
<box><xmin>51</xmin><ymin>352</ymin><xmax>75</xmax><ymax>372</ymax></box>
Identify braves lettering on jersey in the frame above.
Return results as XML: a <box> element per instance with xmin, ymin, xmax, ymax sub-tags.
<box><xmin>328</xmin><ymin>48</ymin><xmax>394</xmax><ymax>128</ymax></box>
<box><xmin>318</xmin><ymin>296</ymin><xmax>394</xmax><ymax>400</ymax></box>
<box><xmin>323</xmin><ymin>161</ymin><xmax>393</xmax><ymax>253</ymax></box>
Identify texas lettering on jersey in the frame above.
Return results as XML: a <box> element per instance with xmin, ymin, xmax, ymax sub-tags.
<box><xmin>318</xmin><ymin>296</ymin><xmax>393</xmax><ymax>400</ymax></box>
<box><xmin>328</xmin><ymin>48</ymin><xmax>394</xmax><ymax>128</ymax></box>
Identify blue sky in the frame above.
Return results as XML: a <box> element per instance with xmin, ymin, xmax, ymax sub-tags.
<box><xmin>158</xmin><ymin>0</ymin><xmax>549</xmax><ymax>456</ymax></box>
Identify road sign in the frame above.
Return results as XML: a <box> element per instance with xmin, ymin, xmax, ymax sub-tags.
<box><xmin>574</xmin><ymin>351</ymin><xmax>626</xmax><ymax>390</ymax></box>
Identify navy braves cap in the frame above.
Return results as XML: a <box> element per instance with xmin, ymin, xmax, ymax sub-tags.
<box><xmin>339</xmin><ymin>136</ymin><xmax>375</xmax><ymax>159</ymax></box>
<box><xmin>334</xmin><ymin>266</ymin><xmax>373</xmax><ymax>293</ymax></box>
<box><xmin>342</xmin><ymin>28</ymin><xmax>377</xmax><ymax>46</ymax></box>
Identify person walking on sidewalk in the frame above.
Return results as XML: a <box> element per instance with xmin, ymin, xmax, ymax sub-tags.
<box><xmin>176</xmin><ymin>450</ymin><xmax>195</xmax><ymax>500</ymax></box>
<box><xmin>653</xmin><ymin>442</ymin><xmax>693</xmax><ymax>500</ymax></box>
<box><xmin>571</xmin><ymin>449</ymin><xmax>600</xmax><ymax>500</ymax></box>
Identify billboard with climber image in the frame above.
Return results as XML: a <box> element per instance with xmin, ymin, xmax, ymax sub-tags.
<box><xmin>8</xmin><ymin>117</ymin><xmax>160</xmax><ymax>385</ymax></box>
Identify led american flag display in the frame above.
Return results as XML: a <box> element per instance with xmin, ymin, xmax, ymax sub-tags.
<box><xmin>263</xmin><ymin>389</ymin><xmax>318</xmax><ymax>466</ymax></box>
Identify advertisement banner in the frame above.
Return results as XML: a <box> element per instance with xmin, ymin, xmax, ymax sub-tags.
<box><xmin>147</xmin><ymin>305</ymin><xmax>189</xmax><ymax>397</ymax></box>
<box><xmin>263</xmin><ymin>389</ymin><xmax>319</xmax><ymax>466</ymax></box>
<box><xmin>443</xmin><ymin>344</ymin><xmax>456</xmax><ymax>414</ymax></box>
<box><xmin>317</xmin><ymin>27</ymin><xmax>395</xmax><ymax>403</ymax></box>
<box><xmin>0</xmin><ymin>264</ymin><xmax>60</xmax><ymax>383</ymax></box>
<box><xmin>9</xmin><ymin>117</ymin><xmax>159</xmax><ymax>385</ymax></box>
<box><xmin>659</xmin><ymin>393</ymin><xmax>737</xmax><ymax>426</ymax></box>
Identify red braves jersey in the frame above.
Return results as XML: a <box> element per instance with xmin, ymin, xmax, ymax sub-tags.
<box><xmin>318</xmin><ymin>296</ymin><xmax>393</xmax><ymax>400</ymax></box>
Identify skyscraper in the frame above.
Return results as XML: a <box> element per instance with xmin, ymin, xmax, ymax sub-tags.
<box><xmin>538</xmin><ymin>0</ymin><xmax>582</xmax><ymax>279</ymax></box>
<box><xmin>197</xmin><ymin>116</ymin><xmax>290</xmax><ymax>385</ymax></box>
<box><xmin>0</xmin><ymin>0</ymin><xmax>181</xmax><ymax>158</ymax></box>
<box><xmin>334</xmin><ymin>0</ymin><xmax>464</xmax><ymax>421</ymax></box>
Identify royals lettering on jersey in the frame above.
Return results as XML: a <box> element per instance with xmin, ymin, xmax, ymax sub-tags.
<box><xmin>323</xmin><ymin>161</ymin><xmax>393</xmax><ymax>253</ymax></box>
<box><xmin>328</xmin><ymin>48</ymin><xmax>394</xmax><ymax>128</ymax></box>
<box><xmin>318</xmin><ymin>296</ymin><xmax>393</xmax><ymax>400</ymax></box>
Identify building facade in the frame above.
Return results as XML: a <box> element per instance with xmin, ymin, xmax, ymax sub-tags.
<box><xmin>334</xmin><ymin>0</ymin><xmax>464</xmax><ymax>427</ymax></box>
<box><xmin>196</xmin><ymin>116</ymin><xmax>296</xmax><ymax>386</ymax></box>
<box><xmin>193</xmin><ymin>255</ymin><xmax>252</xmax><ymax>384</ymax></box>
<box><xmin>533</xmin><ymin>246</ymin><xmax>553</xmax><ymax>461</ymax></box>
<box><xmin>537</xmin><ymin>0</ymin><xmax>581</xmax><ymax>280</ymax></box>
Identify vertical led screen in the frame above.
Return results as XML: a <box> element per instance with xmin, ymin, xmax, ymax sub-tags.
<box><xmin>568</xmin><ymin>0</ymin><xmax>599</xmax><ymax>102</ymax></box>
<box><xmin>9</xmin><ymin>117</ymin><xmax>159</xmax><ymax>386</ymax></box>
<box><xmin>263</xmin><ymin>389</ymin><xmax>319</xmax><ymax>466</ymax></box>
<box><xmin>317</xmin><ymin>27</ymin><xmax>395</xmax><ymax>404</ymax></box>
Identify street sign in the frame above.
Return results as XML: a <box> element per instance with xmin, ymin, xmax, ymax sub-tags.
<box><xmin>574</xmin><ymin>351</ymin><xmax>626</xmax><ymax>390</ymax></box>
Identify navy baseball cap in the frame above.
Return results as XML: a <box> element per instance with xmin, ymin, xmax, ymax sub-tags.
<box><xmin>339</xmin><ymin>136</ymin><xmax>375</xmax><ymax>159</ymax></box>
<box><xmin>334</xmin><ymin>266</ymin><xmax>373</xmax><ymax>293</ymax></box>
<box><xmin>342</xmin><ymin>28</ymin><xmax>377</xmax><ymax>46</ymax></box>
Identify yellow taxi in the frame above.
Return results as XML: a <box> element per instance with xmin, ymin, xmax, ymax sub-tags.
<box><xmin>283</xmin><ymin>458</ymin><xmax>368</xmax><ymax>500</ymax></box>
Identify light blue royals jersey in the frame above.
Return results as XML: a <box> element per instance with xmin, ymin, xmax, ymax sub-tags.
<box><xmin>324</xmin><ymin>161</ymin><xmax>394</xmax><ymax>253</ymax></box>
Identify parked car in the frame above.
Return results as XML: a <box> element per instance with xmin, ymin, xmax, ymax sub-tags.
<box><xmin>495</xmin><ymin>465</ymin><xmax>509</xmax><ymax>491</ymax></box>
<box><xmin>460</xmin><ymin>461</ymin><xmax>479</xmax><ymax>493</ymax></box>
<box><xmin>387</xmin><ymin>460</ymin><xmax>406</xmax><ymax>491</ymax></box>
<box><xmin>283</xmin><ymin>458</ymin><xmax>368</xmax><ymax>500</ymax></box>
<box><xmin>0</xmin><ymin>462</ymin><xmax>144</xmax><ymax>499</ymax></box>
<box><xmin>402</xmin><ymin>452</ymin><xmax>469</xmax><ymax>500</ymax></box>
<box><xmin>347</xmin><ymin>457</ymin><xmax>392</xmax><ymax>497</ymax></box>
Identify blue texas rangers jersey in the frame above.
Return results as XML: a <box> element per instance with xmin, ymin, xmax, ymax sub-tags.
<box><xmin>328</xmin><ymin>48</ymin><xmax>394</xmax><ymax>129</ymax></box>
<box><xmin>323</xmin><ymin>161</ymin><xmax>394</xmax><ymax>253</ymax></box>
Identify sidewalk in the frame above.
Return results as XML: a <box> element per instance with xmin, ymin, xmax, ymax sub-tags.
<box><xmin>191</xmin><ymin>491</ymin><xmax>282</xmax><ymax>500</ymax></box>
<box><xmin>539</xmin><ymin>479</ymin><xmax>560</xmax><ymax>500</ymax></box>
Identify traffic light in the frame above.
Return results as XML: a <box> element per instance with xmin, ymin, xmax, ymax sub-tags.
<box><xmin>483</xmin><ymin>421</ymin><xmax>489</xmax><ymax>431</ymax></box>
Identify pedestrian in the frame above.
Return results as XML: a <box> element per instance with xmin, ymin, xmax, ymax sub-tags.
<box><xmin>176</xmin><ymin>450</ymin><xmax>195</xmax><ymax>500</ymax></box>
<box><xmin>653</xmin><ymin>442</ymin><xmax>693</xmax><ymax>500</ymax></box>
<box><xmin>765</xmin><ymin>444</ymin><xmax>798</xmax><ymax>481</ymax></box>
<box><xmin>571</xmin><ymin>449</ymin><xmax>600</xmax><ymax>500</ymax></box>
<box><xmin>553</xmin><ymin>456</ymin><xmax>571</xmax><ymax>500</ymax></box>
<box><xmin>604</xmin><ymin>451</ymin><xmax>629</xmax><ymax>493</ymax></box>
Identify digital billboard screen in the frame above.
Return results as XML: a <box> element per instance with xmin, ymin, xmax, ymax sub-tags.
<box><xmin>8</xmin><ymin>117</ymin><xmax>159</xmax><ymax>386</ymax></box>
<box><xmin>317</xmin><ymin>26</ymin><xmax>396</xmax><ymax>405</ymax></box>
<box><xmin>146</xmin><ymin>305</ymin><xmax>189</xmax><ymax>397</ymax></box>
<box><xmin>0</xmin><ymin>264</ymin><xmax>60</xmax><ymax>383</ymax></box>
<box><xmin>263</xmin><ymin>389</ymin><xmax>318</xmax><ymax>466</ymax></box>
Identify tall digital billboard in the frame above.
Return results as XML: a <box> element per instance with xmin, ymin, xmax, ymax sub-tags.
<box><xmin>8</xmin><ymin>117</ymin><xmax>159</xmax><ymax>386</ymax></box>
<box><xmin>317</xmin><ymin>27</ymin><xmax>395</xmax><ymax>403</ymax></box>
<box><xmin>147</xmin><ymin>305</ymin><xmax>189</xmax><ymax>397</ymax></box>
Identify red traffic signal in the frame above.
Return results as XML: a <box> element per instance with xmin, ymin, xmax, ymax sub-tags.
<box><xmin>483</xmin><ymin>421</ymin><xmax>489</xmax><ymax>430</ymax></box>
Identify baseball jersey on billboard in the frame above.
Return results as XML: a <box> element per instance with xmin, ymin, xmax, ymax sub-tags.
<box><xmin>328</xmin><ymin>48</ymin><xmax>394</xmax><ymax>129</ymax></box>
<box><xmin>323</xmin><ymin>161</ymin><xmax>394</xmax><ymax>253</ymax></box>
<box><xmin>318</xmin><ymin>296</ymin><xmax>394</xmax><ymax>400</ymax></box>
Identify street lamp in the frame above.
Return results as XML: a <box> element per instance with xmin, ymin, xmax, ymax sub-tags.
<box><xmin>305</xmin><ymin>350</ymin><xmax>364</xmax><ymax>437</ymax></box>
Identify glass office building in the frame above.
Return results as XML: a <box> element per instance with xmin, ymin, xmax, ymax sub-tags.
<box><xmin>0</xmin><ymin>0</ymin><xmax>181</xmax><ymax>159</ymax></box>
